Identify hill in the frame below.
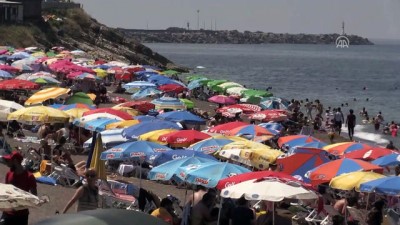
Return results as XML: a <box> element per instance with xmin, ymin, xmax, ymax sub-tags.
<box><xmin>0</xmin><ymin>8</ymin><xmax>187</xmax><ymax>71</ymax></box>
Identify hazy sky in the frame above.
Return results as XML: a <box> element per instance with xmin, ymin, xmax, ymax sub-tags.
<box><xmin>74</xmin><ymin>0</ymin><xmax>400</xmax><ymax>39</ymax></box>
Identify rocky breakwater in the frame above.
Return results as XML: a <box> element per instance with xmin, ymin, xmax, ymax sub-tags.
<box><xmin>119</xmin><ymin>27</ymin><xmax>373</xmax><ymax>45</ymax></box>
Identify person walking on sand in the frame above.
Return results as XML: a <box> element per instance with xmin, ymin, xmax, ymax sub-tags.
<box><xmin>334</xmin><ymin>107</ymin><xmax>345</xmax><ymax>135</ymax></box>
<box><xmin>346</xmin><ymin>109</ymin><xmax>356</xmax><ymax>141</ymax></box>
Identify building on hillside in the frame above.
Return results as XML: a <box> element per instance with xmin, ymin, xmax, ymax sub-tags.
<box><xmin>7</xmin><ymin>0</ymin><xmax>41</xmax><ymax>19</ymax></box>
<box><xmin>0</xmin><ymin>1</ymin><xmax>23</xmax><ymax>23</ymax></box>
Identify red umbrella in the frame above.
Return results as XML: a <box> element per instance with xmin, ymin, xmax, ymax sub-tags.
<box><xmin>0</xmin><ymin>64</ymin><xmax>20</xmax><ymax>73</ymax></box>
<box><xmin>248</xmin><ymin>110</ymin><xmax>288</xmax><ymax>122</ymax></box>
<box><xmin>119</xmin><ymin>101</ymin><xmax>155</xmax><ymax>114</ymax></box>
<box><xmin>0</xmin><ymin>79</ymin><xmax>40</xmax><ymax>90</ymax></box>
<box><xmin>83</xmin><ymin>108</ymin><xmax>133</xmax><ymax>120</ymax></box>
<box><xmin>158</xmin><ymin>130</ymin><xmax>211</xmax><ymax>146</ymax></box>
<box><xmin>344</xmin><ymin>147</ymin><xmax>395</xmax><ymax>161</ymax></box>
<box><xmin>216</xmin><ymin>170</ymin><xmax>308</xmax><ymax>190</ymax></box>
<box><xmin>208</xmin><ymin>121</ymin><xmax>249</xmax><ymax>134</ymax></box>
<box><xmin>208</xmin><ymin>95</ymin><xmax>236</xmax><ymax>105</ymax></box>
<box><xmin>158</xmin><ymin>84</ymin><xmax>187</xmax><ymax>93</ymax></box>
<box><xmin>217</xmin><ymin>104</ymin><xmax>261</xmax><ymax>114</ymax></box>
<box><xmin>66</xmin><ymin>71</ymin><xmax>83</xmax><ymax>79</ymax></box>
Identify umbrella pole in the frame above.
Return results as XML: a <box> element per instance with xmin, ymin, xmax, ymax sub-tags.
<box><xmin>217</xmin><ymin>195</ymin><xmax>222</xmax><ymax>225</ymax></box>
<box><xmin>139</xmin><ymin>161</ymin><xmax>142</xmax><ymax>188</ymax></box>
<box><xmin>3</xmin><ymin>121</ymin><xmax>9</xmax><ymax>150</ymax></box>
<box><xmin>365</xmin><ymin>192</ymin><xmax>370</xmax><ymax>211</ymax></box>
<box><xmin>272</xmin><ymin>202</ymin><xmax>275</xmax><ymax>225</ymax></box>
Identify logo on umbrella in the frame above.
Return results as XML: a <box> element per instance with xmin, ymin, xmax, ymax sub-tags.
<box><xmin>130</xmin><ymin>152</ymin><xmax>145</xmax><ymax>157</ymax></box>
<box><xmin>106</xmin><ymin>154</ymin><xmax>115</xmax><ymax>159</ymax></box>
<box><xmin>155</xmin><ymin>173</ymin><xmax>166</xmax><ymax>179</ymax></box>
<box><xmin>172</xmin><ymin>155</ymin><xmax>188</xmax><ymax>160</ymax></box>
<box><xmin>195</xmin><ymin>177</ymin><xmax>209</xmax><ymax>185</ymax></box>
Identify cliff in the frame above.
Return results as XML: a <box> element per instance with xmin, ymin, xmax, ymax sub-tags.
<box><xmin>0</xmin><ymin>8</ymin><xmax>187</xmax><ymax>71</ymax></box>
<box><xmin>119</xmin><ymin>28</ymin><xmax>374</xmax><ymax>45</ymax></box>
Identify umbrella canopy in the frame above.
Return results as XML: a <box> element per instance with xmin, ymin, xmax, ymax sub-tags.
<box><xmin>228</xmin><ymin>124</ymin><xmax>274</xmax><ymax>137</ymax></box>
<box><xmin>158</xmin><ymin>130</ymin><xmax>211</xmax><ymax>147</ymax></box>
<box><xmin>76</xmin><ymin>73</ymin><xmax>101</xmax><ymax>81</ymax></box>
<box><xmin>221</xmin><ymin>178</ymin><xmax>317</xmax><ymax>201</ymax></box>
<box><xmin>0</xmin><ymin>64</ymin><xmax>20</xmax><ymax>73</ymax></box>
<box><xmin>123</xmin><ymin>81</ymin><xmax>156</xmax><ymax>90</ymax></box>
<box><xmin>307</xmin><ymin>158</ymin><xmax>383</xmax><ymax>186</ymax></box>
<box><xmin>138</xmin><ymin>129</ymin><xmax>177</xmax><ymax>145</ymax></box>
<box><xmin>329</xmin><ymin>171</ymin><xmax>385</xmax><ymax>191</ymax></box>
<box><xmin>64</xmin><ymin>108</ymin><xmax>89</xmax><ymax>121</ymax></box>
<box><xmin>359</xmin><ymin>176</ymin><xmax>400</xmax><ymax>196</ymax></box>
<box><xmin>0</xmin><ymin>70</ymin><xmax>12</xmax><ymax>78</ymax></box>
<box><xmin>157</xmin><ymin>110</ymin><xmax>206</xmax><ymax>125</ymax></box>
<box><xmin>0</xmin><ymin>183</ymin><xmax>41</xmax><ymax>211</ymax></box>
<box><xmin>66</xmin><ymin>92</ymin><xmax>94</xmax><ymax>105</ymax></box>
<box><xmin>259</xmin><ymin>97</ymin><xmax>290</xmax><ymax>110</ymax></box>
<box><xmin>0</xmin><ymin>100</ymin><xmax>24</xmax><ymax>121</ymax></box>
<box><xmin>287</xmin><ymin>141</ymin><xmax>328</xmax><ymax>154</ymax></box>
<box><xmin>105</xmin><ymin>120</ymin><xmax>140</xmax><ymax>130</ymax></box>
<box><xmin>36</xmin><ymin>209</ymin><xmax>168</xmax><ymax>225</ymax></box>
<box><xmin>83</xmin><ymin>108</ymin><xmax>133</xmax><ymax>121</ymax></box>
<box><xmin>241</xmin><ymin>89</ymin><xmax>273</xmax><ymax>98</ymax></box>
<box><xmin>83</xmin><ymin>129</ymin><xmax>128</xmax><ymax>149</ymax></box>
<box><xmin>177</xmin><ymin>162</ymin><xmax>251</xmax><ymax>188</ymax></box>
<box><xmin>277</xmin><ymin>135</ymin><xmax>322</xmax><ymax>149</ymax></box>
<box><xmin>189</xmin><ymin>138</ymin><xmax>234</xmax><ymax>154</ymax></box>
<box><xmin>31</xmin><ymin>77</ymin><xmax>60</xmax><ymax>85</ymax></box>
<box><xmin>152</xmin><ymin>149</ymin><xmax>217</xmax><ymax>166</ymax></box>
<box><xmin>118</xmin><ymin>101</ymin><xmax>155</xmax><ymax>114</ymax></box>
<box><xmin>25</xmin><ymin>87</ymin><xmax>70</xmax><ymax>106</ymax></box>
<box><xmin>89</xmin><ymin>133</ymin><xmax>107</xmax><ymax>180</ymax></box>
<box><xmin>148</xmin><ymin>156</ymin><xmax>216</xmax><ymax>181</ymax></box>
<box><xmin>8</xmin><ymin>106</ymin><xmax>70</xmax><ymax>124</ymax></box>
<box><xmin>131</xmin><ymin>87</ymin><xmax>162</xmax><ymax>99</ymax></box>
<box><xmin>59</xmin><ymin>103</ymin><xmax>95</xmax><ymax>111</ymax></box>
<box><xmin>323</xmin><ymin>142</ymin><xmax>373</xmax><ymax>156</ymax></box>
<box><xmin>218</xmin><ymin>104</ymin><xmax>262</xmax><ymax>114</ymax></box>
<box><xmin>158</xmin><ymin>84</ymin><xmax>186</xmax><ymax>93</ymax></box>
<box><xmin>123</xmin><ymin>120</ymin><xmax>182</xmax><ymax>139</ymax></box>
<box><xmin>371</xmin><ymin>153</ymin><xmax>400</xmax><ymax>167</ymax></box>
<box><xmin>277</xmin><ymin>147</ymin><xmax>332</xmax><ymax>181</ymax></box>
<box><xmin>208</xmin><ymin>95</ymin><xmax>237</xmax><ymax>105</ymax></box>
<box><xmin>0</xmin><ymin>79</ymin><xmax>40</xmax><ymax>90</ymax></box>
<box><xmin>100</xmin><ymin>141</ymin><xmax>172</xmax><ymax>160</ymax></box>
<box><xmin>226</xmin><ymin>86</ymin><xmax>248</xmax><ymax>96</ymax></box>
<box><xmin>218</xmin><ymin>82</ymin><xmax>243</xmax><ymax>90</ymax></box>
<box><xmin>151</xmin><ymin>97</ymin><xmax>186</xmax><ymax>111</ymax></box>
<box><xmin>208</xmin><ymin>121</ymin><xmax>249</xmax><ymax>134</ymax></box>
<box><xmin>186</xmin><ymin>74</ymin><xmax>207</xmax><ymax>82</ymax></box>
<box><xmin>179</xmin><ymin>98</ymin><xmax>194</xmax><ymax>109</ymax></box>
<box><xmin>162</xmin><ymin>69</ymin><xmax>179</xmax><ymax>76</ymax></box>
<box><xmin>111</xmin><ymin>106</ymin><xmax>140</xmax><ymax>116</ymax></box>
<box><xmin>248</xmin><ymin>110</ymin><xmax>288</xmax><ymax>122</ymax></box>
<box><xmin>344</xmin><ymin>147</ymin><xmax>395</xmax><ymax>161</ymax></box>
<box><xmin>84</xmin><ymin>118</ymin><xmax>120</xmax><ymax>132</ymax></box>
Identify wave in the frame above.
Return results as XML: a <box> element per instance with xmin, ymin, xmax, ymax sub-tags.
<box><xmin>341</xmin><ymin>125</ymin><xmax>390</xmax><ymax>146</ymax></box>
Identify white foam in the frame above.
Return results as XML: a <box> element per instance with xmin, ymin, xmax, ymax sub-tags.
<box><xmin>341</xmin><ymin>125</ymin><xmax>390</xmax><ymax>145</ymax></box>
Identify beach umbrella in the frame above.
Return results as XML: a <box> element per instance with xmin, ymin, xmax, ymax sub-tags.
<box><xmin>226</xmin><ymin>86</ymin><xmax>248</xmax><ymax>96</ymax></box>
<box><xmin>276</xmin><ymin>147</ymin><xmax>332</xmax><ymax>181</ymax></box>
<box><xmin>0</xmin><ymin>70</ymin><xmax>12</xmax><ymax>78</ymax></box>
<box><xmin>138</xmin><ymin>129</ymin><xmax>177</xmax><ymax>144</ymax></box>
<box><xmin>93</xmin><ymin>68</ymin><xmax>108</xmax><ymax>77</ymax></box>
<box><xmin>131</xmin><ymin>87</ymin><xmax>162</xmax><ymax>99</ymax></box>
<box><xmin>241</xmin><ymin>89</ymin><xmax>273</xmax><ymax>98</ymax></box>
<box><xmin>177</xmin><ymin>161</ymin><xmax>251</xmax><ymax>188</ymax></box>
<box><xmin>133</xmin><ymin>115</ymin><xmax>157</xmax><ymax>122</ymax></box>
<box><xmin>59</xmin><ymin>103</ymin><xmax>95</xmax><ymax>111</ymax></box>
<box><xmin>13</xmin><ymin>64</ymin><xmax>33</xmax><ymax>72</ymax></box>
<box><xmin>218</xmin><ymin>104</ymin><xmax>262</xmax><ymax>114</ymax></box>
<box><xmin>152</xmin><ymin>149</ymin><xmax>217</xmax><ymax>166</ymax></box>
<box><xmin>123</xmin><ymin>81</ymin><xmax>156</xmax><ymax>90</ymax></box>
<box><xmin>0</xmin><ymin>79</ymin><xmax>39</xmax><ymax>90</ymax></box>
<box><xmin>277</xmin><ymin>135</ymin><xmax>322</xmax><ymax>149</ymax></box>
<box><xmin>151</xmin><ymin>97</ymin><xmax>186</xmax><ymax>111</ymax></box>
<box><xmin>287</xmin><ymin>141</ymin><xmax>328</xmax><ymax>155</ymax></box>
<box><xmin>0</xmin><ymin>183</ymin><xmax>42</xmax><ymax>211</ymax></box>
<box><xmin>179</xmin><ymin>98</ymin><xmax>194</xmax><ymax>109</ymax></box>
<box><xmin>359</xmin><ymin>176</ymin><xmax>400</xmax><ymax>196</ymax></box>
<box><xmin>329</xmin><ymin>171</ymin><xmax>385</xmax><ymax>191</ymax></box>
<box><xmin>74</xmin><ymin>114</ymin><xmax>124</xmax><ymax>128</ymax></box>
<box><xmin>66</xmin><ymin>92</ymin><xmax>94</xmax><ymax>105</ymax></box>
<box><xmin>122</xmin><ymin>120</ymin><xmax>182</xmax><ymax>139</ymax></box>
<box><xmin>0</xmin><ymin>100</ymin><xmax>24</xmax><ymax>121</ymax></box>
<box><xmin>323</xmin><ymin>142</ymin><xmax>373</xmax><ymax>156</ymax></box>
<box><xmin>8</xmin><ymin>106</ymin><xmax>70</xmax><ymax>124</ymax></box>
<box><xmin>344</xmin><ymin>147</ymin><xmax>395</xmax><ymax>161</ymax></box>
<box><xmin>307</xmin><ymin>158</ymin><xmax>383</xmax><ymax>186</ymax></box>
<box><xmin>206</xmin><ymin>80</ymin><xmax>228</xmax><ymax>88</ymax></box>
<box><xmin>64</xmin><ymin>108</ymin><xmax>89</xmax><ymax>121</ymax></box>
<box><xmin>100</xmin><ymin>141</ymin><xmax>172</xmax><ymax>160</ymax></box>
<box><xmin>89</xmin><ymin>133</ymin><xmax>107</xmax><ymax>180</ymax></box>
<box><xmin>83</xmin><ymin>129</ymin><xmax>128</xmax><ymax>149</ymax></box>
<box><xmin>111</xmin><ymin>106</ymin><xmax>140</xmax><ymax>116</ymax></box>
<box><xmin>105</xmin><ymin>120</ymin><xmax>140</xmax><ymax>130</ymax></box>
<box><xmin>148</xmin><ymin>156</ymin><xmax>215</xmax><ymax>181</ymax></box>
<box><xmin>162</xmin><ymin>69</ymin><xmax>179</xmax><ymax>76</ymax></box>
<box><xmin>84</xmin><ymin>118</ymin><xmax>120</xmax><ymax>132</ymax></box>
<box><xmin>208</xmin><ymin>121</ymin><xmax>249</xmax><ymax>134</ymax></box>
<box><xmin>220</xmin><ymin>140</ymin><xmax>271</xmax><ymax>151</ymax></box>
<box><xmin>241</xmin><ymin>148</ymin><xmax>284</xmax><ymax>170</ymax></box>
<box><xmin>158</xmin><ymin>84</ymin><xmax>186</xmax><ymax>93</ymax></box>
<box><xmin>189</xmin><ymin>138</ymin><xmax>234</xmax><ymax>154</ymax></box>
<box><xmin>9</xmin><ymin>51</ymin><xmax>30</xmax><ymax>60</ymax></box>
<box><xmin>186</xmin><ymin>74</ymin><xmax>207</xmax><ymax>82</ymax></box>
<box><xmin>83</xmin><ymin>108</ymin><xmax>133</xmax><ymax>120</ymax></box>
<box><xmin>187</xmin><ymin>78</ymin><xmax>208</xmax><ymax>90</ymax></box>
<box><xmin>228</xmin><ymin>124</ymin><xmax>274</xmax><ymax>137</ymax></box>
<box><xmin>118</xmin><ymin>101</ymin><xmax>155</xmax><ymax>114</ymax></box>
<box><xmin>208</xmin><ymin>95</ymin><xmax>237</xmax><ymax>105</ymax></box>
<box><xmin>157</xmin><ymin>110</ymin><xmax>206</xmax><ymax>125</ymax></box>
<box><xmin>158</xmin><ymin>130</ymin><xmax>211</xmax><ymax>147</ymax></box>
<box><xmin>76</xmin><ymin>73</ymin><xmax>101</xmax><ymax>81</ymax></box>
<box><xmin>0</xmin><ymin>64</ymin><xmax>20</xmax><ymax>73</ymax></box>
<box><xmin>25</xmin><ymin>87</ymin><xmax>70</xmax><ymax>106</ymax></box>
<box><xmin>36</xmin><ymin>209</ymin><xmax>168</xmax><ymax>225</ymax></box>
<box><xmin>248</xmin><ymin>110</ymin><xmax>288</xmax><ymax>122</ymax></box>
<box><xmin>259</xmin><ymin>97</ymin><xmax>290</xmax><ymax>110</ymax></box>
<box><xmin>371</xmin><ymin>153</ymin><xmax>400</xmax><ymax>167</ymax></box>
<box><xmin>32</xmin><ymin>77</ymin><xmax>60</xmax><ymax>85</ymax></box>
<box><xmin>258</xmin><ymin>122</ymin><xmax>284</xmax><ymax>132</ymax></box>
<box><xmin>218</xmin><ymin>82</ymin><xmax>243</xmax><ymax>90</ymax></box>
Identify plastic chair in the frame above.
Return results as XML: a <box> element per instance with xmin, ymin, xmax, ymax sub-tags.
<box><xmin>346</xmin><ymin>206</ymin><xmax>367</xmax><ymax>225</ymax></box>
<box><xmin>320</xmin><ymin>205</ymin><xmax>340</xmax><ymax>225</ymax></box>
<box><xmin>385</xmin><ymin>208</ymin><xmax>400</xmax><ymax>225</ymax></box>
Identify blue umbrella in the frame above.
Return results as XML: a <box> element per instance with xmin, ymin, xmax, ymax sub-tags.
<box><xmin>59</xmin><ymin>103</ymin><xmax>96</xmax><ymax>110</ymax></box>
<box><xmin>371</xmin><ymin>153</ymin><xmax>400</xmax><ymax>167</ymax></box>
<box><xmin>122</xmin><ymin>120</ymin><xmax>182</xmax><ymax>139</ymax></box>
<box><xmin>359</xmin><ymin>177</ymin><xmax>400</xmax><ymax>196</ymax></box>
<box><xmin>134</xmin><ymin>115</ymin><xmax>157</xmax><ymax>122</ymax></box>
<box><xmin>259</xmin><ymin>97</ymin><xmax>290</xmax><ymax>110</ymax></box>
<box><xmin>48</xmin><ymin>104</ymin><xmax>64</xmax><ymax>109</ymax></box>
<box><xmin>177</xmin><ymin>161</ymin><xmax>251</xmax><ymax>188</ymax></box>
<box><xmin>123</xmin><ymin>81</ymin><xmax>156</xmax><ymax>90</ymax></box>
<box><xmin>157</xmin><ymin>110</ymin><xmax>206</xmax><ymax>125</ymax></box>
<box><xmin>83</xmin><ymin>129</ymin><xmax>129</xmax><ymax>149</ymax></box>
<box><xmin>151</xmin><ymin>97</ymin><xmax>186</xmax><ymax>111</ymax></box>
<box><xmin>288</xmin><ymin>141</ymin><xmax>328</xmax><ymax>155</ymax></box>
<box><xmin>100</xmin><ymin>141</ymin><xmax>172</xmax><ymax>160</ymax></box>
<box><xmin>189</xmin><ymin>138</ymin><xmax>234</xmax><ymax>154</ymax></box>
<box><xmin>131</xmin><ymin>87</ymin><xmax>162</xmax><ymax>100</ymax></box>
<box><xmin>84</xmin><ymin>118</ymin><xmax>120</xmax><ymax>132</ymax></box>
<box><xmin>188</xmin><ymin>78</ymin><xmax>207</xmax><ymax>90</ymax></box>
<box><xmin>8</xmin><ymin>52</ymin><xmax>30</xmax><ymax>60</ymax></box>
<box><xmin>258</xmin><ymin>122</ymin><xmax>284</xmax><ymax>132</ymax></box>
<box><xmin>152</xmin><ymin>149</ymin><xmax>217</xmax><ymax>166</ymax></box>
<box><xmin>0</xmin><ymin>70</ymin><xmax>12</xmax><ymax>78</ymax></box>
<box><xmin>148</xmin><ymin>156</ymin><xmax>215</xmax><ymax>181</ymax></box>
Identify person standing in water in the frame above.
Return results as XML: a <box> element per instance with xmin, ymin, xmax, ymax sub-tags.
<box><xmin>346</xmin><ymin>109</ymin><xmax>356</xmax><ymax>141</ymax></box>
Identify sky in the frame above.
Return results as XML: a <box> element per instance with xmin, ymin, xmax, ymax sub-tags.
<box><xmin>74</xmin><ymin>0</ymin><xmax>400</xmax><ymax>39</ymax></box>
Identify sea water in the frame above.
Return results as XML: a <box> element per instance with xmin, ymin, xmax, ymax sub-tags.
<box><xmin>146</xmin><ymin>42</ymin><xmax>400</xmax><ymax>146</ymax></box>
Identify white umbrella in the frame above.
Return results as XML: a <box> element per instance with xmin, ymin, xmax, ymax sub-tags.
<box><xmin>226</xmin><ymin>87</ymin><xmax>248</xmax><ymax>96</ymax></box>
<box><xmin>0</xmin><ymin>100</ymin><xmax>24</xmax><ymax>121</ymax></box>
<box><xmin>0</xmin><ymin>183</ymin><xmax>42</xmax><ymax>210</ymax></box>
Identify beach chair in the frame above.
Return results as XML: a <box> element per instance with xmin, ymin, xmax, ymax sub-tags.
<box><xmin>386</xmin><ymin>208</ymin><xmax>400</xmax><ymax>225</ymax></box>
<box><xmin>319</xmin><ymin>204</ymin><xmax>340</xmax><ymax>225</ymax></box>
<box><xmin>346</xmin><ymin>206</ymin><xmax>367</xmax><ymax>225</ymax></box>
<box><xmin>48</xmin><ymin>164</ymin><xmax>81</xmax><ymax>187</ymax></box>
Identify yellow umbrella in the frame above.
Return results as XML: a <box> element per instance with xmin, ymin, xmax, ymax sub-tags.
<box><xmin>64</xmin><ymin>108</ymin><xmax>89</xmax><ymax>121</ymax></box>
<box><xmin>138</xmin><ymin>129</ymin><xmax>177</xmax><ymax>145</ymax></box>
<box><xmin>8</xmin><ymin>106</ymin><xmax>70</xmax><ymax>124</ymax></box>
<box><xmin>93</xmin><ymin>68</ymin><xmax>108</xmax><ymax>78</ymax></box>
<box><xmin>112</xmin><ymin>106</ymin><xmax>140</xmax><ymax>116</ymax></box>
<box><xmin>329</xmin><ymin>171</ymin><xmax>385</xmax><ymax>191</ymax></box>
<box><xmin>87</xmin><ymin>93</ymin><xmax>96</xmax><ymax>101</ymax></box>
<box><xmin>242</xmin><ymin>148</ymin><xmax>284</xmax><ymax>170</ymax></box>
<box><xmin>221</xmin><ymin>140</ymin><xmax>270</xmax><ymax>151</ymax></box>
<box><xmin>105</xmin><ymin>120</ymin><xmax>140</xmax><ymax>130</ymax></box>
<box><xmin>25</xmin><ymin>87</ymin><xmax>70</xmax><ymax>106</ymax></box>
<box><xmin>90</xmin><ymin>133</ymin><xmax>107</xmax><ymax>180</ymax></box>
<box><xmin>31</xmin><ymin>51</ymin><xmax>46</xmax><ymax>57</ymax></box>
<box><xmin>204</xmin><ymin>134</ymin><xmax>248</xmax><ymax>142</ymax></box>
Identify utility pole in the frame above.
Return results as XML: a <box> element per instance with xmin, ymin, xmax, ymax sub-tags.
<box><xmin>210</xmin><ymin>19</ymin><xmax>212</xmax><ymax>30</ymax></box>
<box><xmin>342</xmin><ymin>21</ymin><xmax>345</xmax><ymax>35</ymax></box>
<box><xmin>197</xmin><ymin>10</ymin><xmax>200</xmax><ymax>30</ymax></box>
<box><xmin>215</xmin><ymin>19</ymin><xmax>217</xmax><ymax>31</ymax></box>
<box><xmin>203</xmin><ymin>21</ymin><xmax>205</xmax><ymax>30</ymax></box>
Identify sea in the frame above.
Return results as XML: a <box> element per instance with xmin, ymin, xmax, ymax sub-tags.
<box><xmin>145</xmin><ymin>42</ymin><xmax>400</xmax><ymax>146</ymax></box>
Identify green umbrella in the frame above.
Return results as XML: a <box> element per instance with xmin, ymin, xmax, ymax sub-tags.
<box><xmin>162</xmin><ymin>69</ymin><xmax>179</xmax><ymax>76</ymax></box>
<box><xmin>207</xmin><ymin>80</ymin><xmax>228</xmax><ymax>88</ymax></box>
<box><xmin>180</xmin><ymin>98</ymin><xmax>194</xmax><ymax>109</ymax></box>
<box><xmin>34</xmin><ymin>78</ymin><xmax>49</xmax><ymax>84</ymax></box>
<box><xmin>210</xmin><ymin>85</ymin><xmax>224</xmax><ymax>93</ymax></box>
<box><xmin>242</xmin><ymin>95</ymin><xmax>262</xmax><ymax>104</ymax></box>
<box><xmin>46</xmin><ymin>51</ymin><xmax>56</xmax><ymax>57</ymax></box>
<box><xmin>199</xmin><ymin>79</ymin><xmax>215</xmax><ymax>85</ymax></box>
<box><xmin>66</xmin><ymin>92</ymin><xmax>94</xmax><ymax>105</ymax></box>
<box><xmin>241</xmin><ymin>89</ymin><xmax>273</xmax><ymax>98</ymax></box>
<box><xmin>187</xmin><ymin>74</ymin><xmax>207</xmax><ymax>82</ymax></box>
